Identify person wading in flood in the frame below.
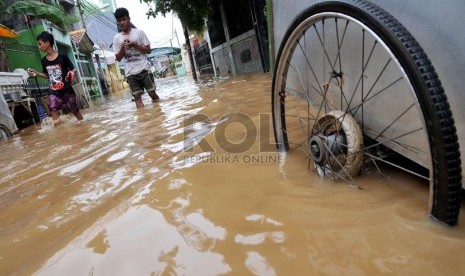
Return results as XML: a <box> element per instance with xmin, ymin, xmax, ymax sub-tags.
<box><xmin>27</xmin><ymin>31</ymin><xmax>83</xmax><ymax>125</ymax></box>
<box><xmin>113</xmin><ymin>7</ymin><xmax>160</xmax><ymax>108</ymax></box>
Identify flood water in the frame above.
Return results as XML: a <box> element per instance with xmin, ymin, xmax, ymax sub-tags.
<box><xmin>1</xmin><ymin>73</ymin><xmax>465</xmax><ymax>275</ymax></box>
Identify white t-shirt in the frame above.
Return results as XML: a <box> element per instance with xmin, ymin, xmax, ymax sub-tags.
<box><xmin>113</xmin><ymin>28</ymin><xmax>150</xmax><ymax>77</ymax></box>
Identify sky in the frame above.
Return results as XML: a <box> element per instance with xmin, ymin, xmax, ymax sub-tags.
<box><xmin>90</xmin><ymin>0</ymin><xmax>186</xmax><ymax>48</ymax></box>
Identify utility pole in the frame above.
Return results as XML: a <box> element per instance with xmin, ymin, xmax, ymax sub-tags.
<box><xmin>175</xmin><ymin>29</ymin><xmax>180</xmax><ymax>48</ymax></box>
<box><xmin>73</xmin><ymin>0</ymin><xmax>94</xmax><ymax>99</ymax></box>
<box><xmin>171</xmin><ymin>13</ymin><xmax>174</xmax><ymax>48</ymax></box>
<box><xmin>183</xmin><ymin>27</ymin><xmax>197</xmax><ymax>81</ymax></box>
<box><xmin>76</xmin><ymin>0</ymin><xmax>87</xmax><ymax>30</ymax></box>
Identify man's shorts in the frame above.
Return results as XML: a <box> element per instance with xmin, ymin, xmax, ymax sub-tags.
<box><xmin>49</xmin><ymin>93</ymin><xmax>79</xmax><ymax>114</ymax></box>
<box><xmin>126</xmin><ymin>69</ymin><xmax>156</xmax><ymax>98</ymax></box>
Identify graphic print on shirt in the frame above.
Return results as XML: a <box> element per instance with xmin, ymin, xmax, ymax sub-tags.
<box><xmin>125</xmin><ymin>48</ymin><xmax>142</xmax><ymax>63</ymax></box>
<box><xmin>46</xmin><ymin>64</ymin><xmax>65</xmax><ymax>91</ymax></box>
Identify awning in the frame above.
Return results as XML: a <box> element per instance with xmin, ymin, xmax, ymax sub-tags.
<box><xmin>0</xmin><ymin>24</ymin><xmax>19</xmax><ymax>38</ymax></box>
<box><xmin>149</xmin><ymin>47</ymin><xmax>181</xmax><ymax>58</ymax></box>
<box><xmin>69</xmin><ymin>29</ymin><xmax>94</xmax><ymax>54</ymax></box>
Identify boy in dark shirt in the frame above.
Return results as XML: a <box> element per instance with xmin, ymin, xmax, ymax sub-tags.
<box><xmin>28</xmin><ymin>31</ymin><xmax>83</xmax><ymax>125</ymax></box>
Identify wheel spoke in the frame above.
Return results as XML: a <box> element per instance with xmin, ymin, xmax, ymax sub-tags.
<box><xmin>279</xmin><ymin>16</ymin><xmax>426</xmax><ymax>178</ymax></box>
<box><xmin>365</xmin><ymin>152</ymin><xmax>430</xmax><ymax>181</ymax></box>
<box><xmin>295</xmin><ymin>39</ymin><xmax>325</xmax><ymax>95</ymax></box>
<box><xmin>273</xmin><ymin>2</ymin><xmax>461</xmax><ymax>225</ymax></box>
<box><xmin>345</xmin><ymin>41</ymin><xmax>379</xmax><ymax>114</ymax></box>
<box><xmin>313</xmin><ymin>21</ymin><xmax>335</xmax><ymax>69</ymax></box>
<box><xmin>348</xmin><ymin>76</ymin><xmax>404</xmax><ymax>116</ymax></box>
<box><xmin>362</xmin><ymin>126</ymin><xmax>427</xmax><ymax>155</ymax></box>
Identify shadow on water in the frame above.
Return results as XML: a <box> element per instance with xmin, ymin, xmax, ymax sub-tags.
<box><xmin>0</xmin><ymin>73</ymin><xmax>465</xmax><ymax>275</ymax></box>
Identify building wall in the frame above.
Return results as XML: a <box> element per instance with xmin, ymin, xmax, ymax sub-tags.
<box><xmin>3</xmin><ymin>25</ymin><xmax>44</xmax><ymax>73</ymax></box>
<box><xmin>211</xmin><ymin>47</ymin><xmax>232</xmax><ymax>75</ymax></box>
<box><xmin>207</xmin><ymin>0</ymin><xmax>265</xmax><ymax>76</ymax></box>
<box><xmin>211</xmin><ymin>32</ymin><xmax>262</xmax><ymax>76</ymax></box>
<box><xmin>230</xmin><ymin>30</ymin><xmax>262</xmax><ymax>74</ymax></box>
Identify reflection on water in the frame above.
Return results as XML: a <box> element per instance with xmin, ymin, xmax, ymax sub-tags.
<box><xmin>0</xmin><ymin>74</ymin><xmax>464</xmax><ymax>275</ymax></box>
<box><xmin>36</xmin><ymin>206</ymin><xmax>231</xmax><ymax>276</ymax></box>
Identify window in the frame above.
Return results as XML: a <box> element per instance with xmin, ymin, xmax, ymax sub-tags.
<box><xmin>207</xmin><ymin>0</ymin><xmax>226</xmax><ymax>48</ymax></box>
<box><xmin>223</xmin><ymin>0</ymin><xmax>253</xmax><ymax>39</ymax></box>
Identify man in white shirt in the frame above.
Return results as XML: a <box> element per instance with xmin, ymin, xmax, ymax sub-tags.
<box><xmin>113</xmin><ymin>7</ymin><xmax>160</xmax><ymax>108</ymax></box>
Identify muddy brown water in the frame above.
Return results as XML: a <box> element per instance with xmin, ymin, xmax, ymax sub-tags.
<box><xmin>1</xmin><ymin>73</ymin><xmax>464</xmax><ymax>275</ymax></box>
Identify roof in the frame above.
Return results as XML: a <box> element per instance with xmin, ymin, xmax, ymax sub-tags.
<box><xmin>148</xmin><ymin>47</ymin><xmax>181</xmax><ymax>58</ymax></box>
<box><xmin>69</xmin><ymin>29</ymin><xmax>94</xmax><ymax>54</ymax></box>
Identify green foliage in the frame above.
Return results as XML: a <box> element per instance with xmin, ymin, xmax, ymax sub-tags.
<box><xmin>140</xmin><ymin>0</ymin><xmax>214</xmax><ymax>33</ymax></box>
<box><xmin>172</xmin><ymin>54</ymin><xmax>182</xmax><ymax>62</ymax></box>
<box><xmin>6</xmin><ymin>0</ymin><xmax>80</xmax><ymax>30</ymax></box>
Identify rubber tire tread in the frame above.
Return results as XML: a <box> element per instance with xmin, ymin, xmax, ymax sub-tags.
<box><xmin>272</xmin><ymin>0</ymin><xmax>462</xmax><ymax>225</ymax></box>
<box><xmin>0</xmin><ymin>124</ymin><xmax>13</xmax><ymax>140</ymax></box>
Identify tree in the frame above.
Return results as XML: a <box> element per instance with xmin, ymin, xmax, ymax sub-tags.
<box><xmin>6</xmin><ymin>0</ymin><xmax>79</xmax><ymax>30</ymax></box>
<box><xmin>140</xmin><ymin>0</ymin><xmax>215</xmax><ymax>80</ymax></box>
<box><xmin>141</xmin><ymin>0</ymin><xmax>213</xmax><ymax>33</ymax></box>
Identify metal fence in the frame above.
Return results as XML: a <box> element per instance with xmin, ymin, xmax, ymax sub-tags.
<box><xmin>193</xmin><ymin>42</ymin><xmax>214</xmax><ymax>75</ymax></box>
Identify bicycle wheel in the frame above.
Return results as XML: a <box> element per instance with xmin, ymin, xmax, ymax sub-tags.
<box><xmin>272</xmin><ymin>0</ymin><xmax>462</xmax><ymax>225</ymax></box>
<box><xmin>0</xmin><ymin>124</ymin><xmax>13</xmax><ymax>141</ymax></box>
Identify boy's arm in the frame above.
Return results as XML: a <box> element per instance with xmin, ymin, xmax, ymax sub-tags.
<box><xmin>27</xmin><ymin>68</ymin><xmax>48</xmax><ymax>79</ymax></box>
<box><xmin>115</xmin><ymin>45</ymin><xmax>126</xmax><ymax>62</ymax></box>
<box><xmin>62</xmin><ymin>54</ymin><xmax>77</xmax><ymax>82</ymax></box>
<box><xmin>114</xmin><ymin>35</ymin><xmax>125</xmax><ymax>62</ymax></box>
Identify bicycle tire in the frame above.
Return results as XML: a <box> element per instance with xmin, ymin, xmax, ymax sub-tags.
<box><xmin>0</xmin><ymin>124</ymin><xmax>13</xmax><ymax>141</ymax></box>
<box><xmin>272</xmin><ymin>0</ymin><xmax>462</xmax><ymax>225</ymax></box>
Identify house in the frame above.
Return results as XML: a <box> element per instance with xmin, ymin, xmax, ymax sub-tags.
<box><xmin>194</xmin><ymin>0</ymin><xmax>269</xmax><ymax>76</ymax></box>
<box><xmin>147</xmin><ymin>47</ymin><xmax>182</xmax><ymax>77</ymax></box>
<box><xmin>0</xmin><ymin>0</ymin><xmax>103</xmax><ymax>104</ymax></box>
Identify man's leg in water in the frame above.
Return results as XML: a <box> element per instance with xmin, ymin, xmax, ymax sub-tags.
<box><xmin>127</xmin><ymin>74</ymin><xmax>145</xmax><ymax>108</ymax></box>
<box><xmin>143</xmin><ymin>70</ymin><xmax>159</xmax><ymax>102</ymax></box>
<box><xmin>48</xmin><ymin>94</ymin><xmax>63</xmax><ymax>125</ymax></box>
<box><xmin>63</xmin><ymin>93</ymin><xmax>84</xmax><ymax>120</ymax></box>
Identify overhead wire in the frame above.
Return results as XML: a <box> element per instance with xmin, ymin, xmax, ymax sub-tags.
<box><xmin>150</xmin><ymin>34</ymin><xmax>175</xmax><ymax>45</ymax></box>
<box><xmin>79</xmin><ymin>0</ymin><xmax>179</xmax><ymax>48</ymax></box>
<box><xmin>80</xmin><ymin>8</ymin><xmax>116</xmax><ymax>31</ymax></box>
<box><xmin>80</xmin><ymin>0</ymin><xmax>118</xmax><ymax>32</ymax></box>
<box><xmin>81</xmin><ymin>10</ymin><xmax>117</xmax><ymax>32</ymax></box>
<box><xmin>81</xmin><ymin>0</ymin><xmax>117</xmax><ymax>24</ymax></box>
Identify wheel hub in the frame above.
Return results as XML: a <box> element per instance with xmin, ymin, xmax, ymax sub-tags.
<box><xmin>308</xmin><ymin>133</ymin><xmax>347</xmax><ymax>165</ymax></box>
<box><xmin>308</xmin><ymin>135</ymin><xmax>327</xmax><ymax>164</ymax></box>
